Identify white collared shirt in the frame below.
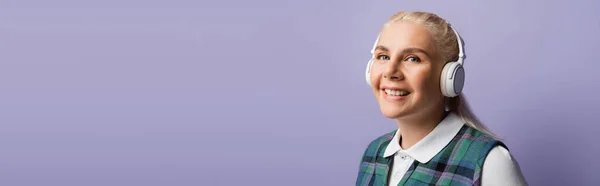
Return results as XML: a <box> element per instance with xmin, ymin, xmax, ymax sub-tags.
<box><xmin>383</xmin><ymin>113</ymin><xmax>528</xmax><ymax>186</ymax></box>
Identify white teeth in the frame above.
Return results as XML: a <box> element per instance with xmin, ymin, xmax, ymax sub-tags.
<box><xmin>384</xmin><ymin>89</ymin><xmax>410</xmax><ymax>96</ymax></box>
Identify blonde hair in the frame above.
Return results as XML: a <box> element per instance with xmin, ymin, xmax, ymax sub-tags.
<box><xmin>382</xmin><ymin>11</ymin><xmax>501</xmax><ymax>140</ymax></box>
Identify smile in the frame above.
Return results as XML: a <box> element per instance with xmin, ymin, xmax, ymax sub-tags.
<box><xmin>383</xmin><ymin>88</ymin><xmax>411</xmax><ymax>96</ymax></box>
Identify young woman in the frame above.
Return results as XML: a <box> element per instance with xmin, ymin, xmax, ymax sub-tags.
<box><xmin>356</xmin><ymin>11</ymin><xmax>528</xmax><ymax>186</ymax></box>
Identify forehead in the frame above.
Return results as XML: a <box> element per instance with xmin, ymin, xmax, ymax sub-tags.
<box><xmin>377</xmin><ymin>22</ymin><xmax>436</xmax><ymax>53</ymax></box>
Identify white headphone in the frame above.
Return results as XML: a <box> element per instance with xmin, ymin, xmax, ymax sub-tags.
<box><xmin>365</xmin><ymin>27</ymin><xmax>466</xmax><ymax>98</ymax></box>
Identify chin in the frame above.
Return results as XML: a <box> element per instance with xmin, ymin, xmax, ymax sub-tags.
<box><xmin>379</xmin><ymin>106</ymin><xmax>410</xmax><ymax>119</ymax></box>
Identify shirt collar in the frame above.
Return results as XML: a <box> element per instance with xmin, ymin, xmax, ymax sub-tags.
<box><xmin>383</xmin><ymin>112</ymin><xmax>465</xmax><ymax>163</ymax></box>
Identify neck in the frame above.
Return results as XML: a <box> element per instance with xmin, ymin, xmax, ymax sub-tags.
<box><xmin>396</xmin><ymin>108</ymin><xmax>447</xmax><ymax>150</ymax></box>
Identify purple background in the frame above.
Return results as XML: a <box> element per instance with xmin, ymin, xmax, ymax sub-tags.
<box><xmin>1</xmin><ymin>0</ymin><xmax>599</xmax><ymax>185</ymax></box>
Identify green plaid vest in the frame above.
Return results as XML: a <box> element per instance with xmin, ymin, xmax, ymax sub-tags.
<box><xmin>356</xmin><ymin>125</ymin><xmax>506</xmax><ymax>186</ymax></box>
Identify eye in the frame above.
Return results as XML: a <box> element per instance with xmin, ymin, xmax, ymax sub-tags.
<box><xmin>406</xmin><ymin>56</ymin><xmax>421</xmax><ymax>63</ymax></box>
<box><xmin>376</xmin><ymin>54</ymin><xmax>390</xmax><ymax>61</ymax></box>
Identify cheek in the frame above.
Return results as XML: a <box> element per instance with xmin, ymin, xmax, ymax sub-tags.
<box><xmin>369</xmin><ymin>66</ymin><xmax>384</xmax><ymax>85</ymax></box>
<box><xmin>423</xmin><ymin>68</ymin><xmax>445</xmax><ymax>96</ymax></box>
<box><xmin>427</xmin><ymin>72</ymin><xmax>441</xmax><ymax>88</ymax></box>
<box><xmin>409</xmin><ymin>68</ymin><xmax>441</xmax><ymax>94</ymax></box>
<box><xmin>407</xmin><ymin>67</ymin><xmax>428</xmax><ymax>83</ymax></box>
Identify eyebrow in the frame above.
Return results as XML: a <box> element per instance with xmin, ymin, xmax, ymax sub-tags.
<box><xmin>375</xmin><ymin>45</ymin><xmax>431</xmax><ymax>57</ymax></box>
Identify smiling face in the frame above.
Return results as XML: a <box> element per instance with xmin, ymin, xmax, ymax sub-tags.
<box><xmin>369</xmin><ymin>21</ymin><xmax>447</xmax><ymax>120</ymax></box>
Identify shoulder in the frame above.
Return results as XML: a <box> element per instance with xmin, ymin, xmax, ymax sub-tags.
<box><xmin>451</xmin><ymin>126</ymin><xmax>510</xmax><ymax>168</ymax></box>
<box><xmin>454</xmin><ymin>127</ymin><xmax>528</xmax><ymax>184</ymax></box>
<box><xmin>461</xmin><ymin>127</ymin><xmax>528</xmax><ymax>185</ymax></box>
<box><xmin>360</xmin><ymin>130</ymin><xmax>396</xmax><ymax>158</ymax></box>
<box><xmin>453</xmin><ymin>126</ymin><xmax>505</xmax><ymax>158</ymax></box>
<box><xmin>481</xmin><ymin>146</ymin><xmax>528</xmax><ymax>185</ymax></box>
<box><xmin>457</xmin><ymin>126</ymin><xmax>498</xmax><ymax>143</ymax></box>
<box><xmin>485</xmin><ymin>146</ymin><xmax>512</xmax><ymax>164</ymax></box>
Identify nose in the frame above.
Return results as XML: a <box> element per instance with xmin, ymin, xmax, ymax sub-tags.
<box><xmin>382</xmin><ymin>61</ymin><xmax>404</xmax><ymax>81</ymax></box>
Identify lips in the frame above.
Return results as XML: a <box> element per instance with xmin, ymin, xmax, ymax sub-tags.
<box><xmin>381</xmin><ymin>85</ymin><xmax>411</xmax><ymax>96</ymax></box>
<box><xmin>384</xmin><ymin>89</ymin><xmax>411</xmax><ymax>96</ymax></box>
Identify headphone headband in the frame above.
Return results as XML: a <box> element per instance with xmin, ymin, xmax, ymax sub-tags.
<box><xmin>450</xmin><ymin>27</ymin><xmax>465</xmax><ymax>64</ymax></box>
<box><xmin>370</xmin><ymin>37</ymin><xmax>379</xmax><ymax>55</ymax></box>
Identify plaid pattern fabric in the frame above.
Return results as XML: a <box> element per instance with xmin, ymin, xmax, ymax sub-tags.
<box><xmin>356</xmin><ymin>126</ymin><xmax>505</xmax><ymax>186</ymax></box>
<box><xmin>356</xmin><ymin>131</ymin><xmax>395</xmax><ymax>186</ymax></box>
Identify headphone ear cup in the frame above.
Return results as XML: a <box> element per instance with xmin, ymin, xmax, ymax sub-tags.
<box><xmin>365</xmin><ymin>59</ymin><xmax>374</xmax><ymax>86</ymax></box>
<box><xmin>453</xmin><ymin>65</ymin><xmax>465</xmax><ymax>96</ymax></box>
<box><xmin>440</xmin><ymin>62</ymin><xmax>465</xmax><ymax>97</ymax></box>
